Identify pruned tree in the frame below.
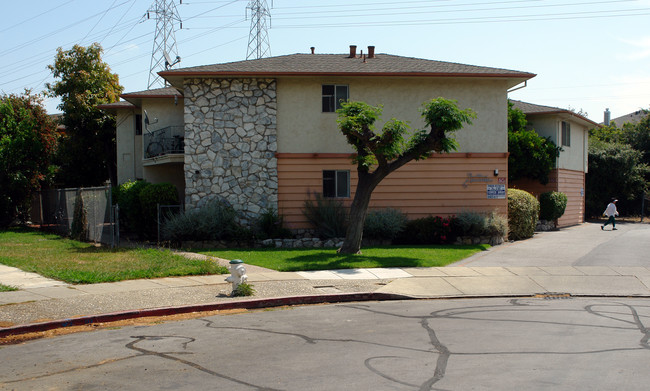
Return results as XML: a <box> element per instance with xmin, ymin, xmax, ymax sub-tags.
<box><xmin>336</xmin><ymin>98</ymin><xmax>476</xmax><ymax>254</ymax></box>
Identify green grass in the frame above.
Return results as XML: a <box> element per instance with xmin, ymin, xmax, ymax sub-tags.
<box><xmin>199</xmin><ymin>244</ymin><xmax>489</xmax><ymax>272</ymax></box>
<box><xmin>0</xmin><ymin>283</ymin><xmax>18</xmax><ymax>292</ymax></box>
<box><xmin>0</xmin><ymin>227</ymin><xmax>228</xmax><ymax>284</ymax></box>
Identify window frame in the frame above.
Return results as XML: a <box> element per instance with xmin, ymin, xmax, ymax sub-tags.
<box><xmin>322</xmin><ymin>84</ymin><xmax>349</xmax><ymax>113</ymax></box>
<box><xmin>322</xmin><ymin>170</ymin><xmax>350</xmax><ymax>198</ymax></box>
<box><xmin>561</xmin><ymin>121</ymin><xmax>571</xmax><ymax>147</ymax></box>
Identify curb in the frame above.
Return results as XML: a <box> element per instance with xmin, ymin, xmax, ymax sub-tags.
<box><xmin>0</xmin><ymin>292</ymin><xmax>412</xmax><ymax>338</ymax></box>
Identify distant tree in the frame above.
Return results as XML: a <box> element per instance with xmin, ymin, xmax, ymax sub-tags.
<box><xmin>507</xmin><ymin>101</ymin><xmax>561</xmax><ymax>185</ymax></box>
<box><xmin>46</xmin><ymin>43</ymin><xmax>123</xmax><ymax>187</ymax></box>
<box><xmin>586</xmin><ymin>138</ymin><xmax>648</xmax><ymax>217</ymax></box>
<box><xmin>0</xmin><ymin>91</ymin><xmax>58</xmax><ymax>227</ymax></box>
<box><xmin>622</xmin><ymin>109</ymin><xmax>650</xmax><ymax>169</ymax></box>
<box><xmin>336</xmin><ymin>98</ymin><xmax>476</xmax><ymax>254</ymax></box>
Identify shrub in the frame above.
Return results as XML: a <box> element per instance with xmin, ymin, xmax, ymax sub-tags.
<box><xmin>70</xmin><ymin>191</ymin><xmax>88</xmax><ymax>241</ymax></box>
<box><xmin>508</xmin><ymin>188</ymin><xmax>539</xmax><ymax>241</ymax></box>
<box><xmin>395</xmin><ymin>215</ymin><xmax>457</xmax><ymax>245</ymax></box>
<box><xmin>255</xmin><ymin>208</ymin><xmax>292</xmax><ymax>240</ymax></box>
<box><xmin>302</xmin><ymin>192</ymin><xmax>347</xmax><ymax>239</ymax></box>
<box><xmin>161</xmin><ymin>198</ymin><xmax>242</xmax><ymax>242</ymax></box>
<box><xmin>363</xmin><ymin>208</ymin><xmax>408</xmax><ymax>240</ymax></box>
<box><xmin>456</xmin><ymin>211</ymin><xmax>488</xmax><ymax>237</ymax></box>
<box><xmin>539</xmin><ymin>191</ymin><xmax>568</xmax><ymax>221</ymax></box>
<box><xmin>115</xmin><ymin>180</ymin><xmax>149</xmax><ymax>234</ymax></box>
<box><xmin>455</xmin><ymin>210</ymin><xmax>508</xmax><ymax>238</ymax></box>
<box><xmin>139</xmin><ymin>183</ymin><xmax>179</xmax><ymax>237</ymax></box>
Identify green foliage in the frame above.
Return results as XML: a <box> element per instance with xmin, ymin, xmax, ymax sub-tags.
<box><xmin>0</xmin><ymin>91</ymin><xmax>58</xmax><ymax>227</ymax></box>
<box><xmin>46</xmin><ymin>43</ymin><xmax>123</xmax><ymax>187</ymax></box>
<box><xmin>455</xmin><ymin>210</ymin><xmax>508</xmax><ymax>238</ymax></box>
<box><xmin>586</xmin><ymin>138</ymin><xmax>648</xmax><ymax>217</ymax></box>
<box><xmin>302</xmin><ymin>192</ymin><xmax>348</xmax><ymax>239</ymax></box>
<box><xmin>161</xmin><ymin>198</ymin><xmax>244</xmax><ymax>242</ymax></box>
<box><xmin>0</xmin><ymin>283</ymin><xmax>19</xmax><ymax>292</ymax></box>
<box><xmin>539</xmin><ymin>191</ymin><xmax>568</xmax><ymax>221</ymax></box>
<box><xmin>507</xmin><ymin>188</ymin><xmax>540</xmax><ymax>241</ymax></box>
<box><xmin>254</xmin><ymin>208</ymin><xmax>292</xmax><ymax>240</ymax></box>
<box><xmin>395</xmin><ymin>216</ymin><xmax>457</xmax><ymax>245</ymax></box>
<box><xmin>70</xmin><ymin>191</ymin><xmax>88</xmax><ymax>241</ymax></box>
<box><xmin>232</xmin><ymin>283</ymin><xmax>255</xmax><ymax>297</ymax></box>
<box><xmin>363</xmin><ymin>208</ymin><xmax>408</xmax><ymax>240</ymax></box>
<box><xmin>507</xmin><ymin>101</ymin><xmax>561</xmax><ymax>185</ymax></box>
<box><xmin>116</xmin><ymin>180</ymin><xmax>150</xmax><ymax>234</ymax></box>
<box><xmin>139</xmin><ymin>183</ymin><xmax>179</xmax><ymax>237</ymax></box>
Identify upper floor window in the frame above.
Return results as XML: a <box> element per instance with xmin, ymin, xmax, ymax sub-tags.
<box><xmin>323</xmin><ymin>170</ymin><xmax>350</xmax><ymax>198</ymax></box>
<box><xmin>561</xmin><ymin>121</ymin><xmax>571</xmax><ymax>147</ymax></box>
<box><xmin>322</xmin><ymin>84</ymin><xmax>348</xmax><ymax>112</ymax></box>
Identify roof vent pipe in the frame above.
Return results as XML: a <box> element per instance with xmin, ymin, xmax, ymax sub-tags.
<box><xmin>349</xmin><ymin>45</ymin><xmax>357</xmax><ymax>58</ymax></box>
<box><xmin>368</xmin><ymin>46</ymin><xmax>375</xmax><ymax>58</ymax></box>
<box><xmin>310</xmin><ymin>47</ymin><xmax>315</xmax><ymax>54</ymax></box>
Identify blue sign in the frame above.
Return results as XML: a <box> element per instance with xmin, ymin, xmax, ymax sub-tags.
<box><xmin>487</xmin><ymin>184</ymin><xmax>506</xmax><ymax>199</ymax></box>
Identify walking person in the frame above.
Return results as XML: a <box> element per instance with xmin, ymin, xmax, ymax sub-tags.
<box><xmin>601</xmin><ymin>198</ymin><xmax>619</xmax><ymax>230</ymax></box>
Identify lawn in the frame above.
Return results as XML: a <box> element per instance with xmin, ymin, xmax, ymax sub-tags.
<box><xmin>0</xmin><ymin>228</ymin><xmax>228</xmax><ymax>284</ymax></box>
<box><xmin>199</xmin><ymin>244</ymin><xmax>489</xmax><ymax>272</ymax></box>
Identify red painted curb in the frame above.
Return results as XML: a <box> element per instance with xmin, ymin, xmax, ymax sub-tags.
<box><xmin>0</xmin><ymin>292</ymin><xmax>411</xmax><ymax>338</ymax></box>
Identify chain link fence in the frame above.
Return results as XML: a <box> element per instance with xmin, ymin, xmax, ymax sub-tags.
<box><xmin>31</xmin><ymin>185</ymin><xmax>118</xmax><ymax>247</ymax></box>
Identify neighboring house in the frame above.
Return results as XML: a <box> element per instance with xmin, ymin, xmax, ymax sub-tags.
<box><xmin>606</xmin><ymin>109</ymin><xmax>647</xmax><ymax>128</ymax></box>
<box><xmin>509</xmin><ymin>100</ymin><xmax>599</xmax><ymax>228</ymax></box>
<box><xmin>102</xmin><ymin>45</ymin><xmax>535</xmax><ymax>230</ymax></box>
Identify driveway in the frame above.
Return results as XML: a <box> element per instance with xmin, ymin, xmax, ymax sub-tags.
<box><xmin>454</xmin><ymin>221</ymin><xmax>650</xmax><ymax>267</ymax></box>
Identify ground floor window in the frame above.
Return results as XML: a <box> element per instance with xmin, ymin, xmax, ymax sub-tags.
<box><xmin>323</xmin><ymin>170</ymin><xmax>350</xmax><ymax>198</ymax></box>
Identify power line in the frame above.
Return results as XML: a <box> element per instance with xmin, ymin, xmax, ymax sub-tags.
<box><xmin>246</xmin><ymin>0</ymin><xmax>271</xmax><ymax>60</ymax></box>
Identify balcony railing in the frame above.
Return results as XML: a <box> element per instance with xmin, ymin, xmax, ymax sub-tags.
<box><xmin>144</xmin><ymin>126</ymin><xmax>184</xmax><ymax>159</ymax></box>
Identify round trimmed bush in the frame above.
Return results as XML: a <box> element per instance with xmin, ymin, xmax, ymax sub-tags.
<box><xmin>507</xmin><ymin>188</ymin><xmax>539</xmax><ymax>241</ymax></box>
<box><xmin>364</xmin><ymin>208</ymin><xmax>408</xmax><ymax>240</ymax></box>
<box><xmin>539</xmin><ymin>191</ymin><xmax>568</xmax><ymax>221</ymax></box>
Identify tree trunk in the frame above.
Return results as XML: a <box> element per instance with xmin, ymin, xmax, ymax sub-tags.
<box><xmin>338</xmin><ymin>172</ymin><xmax>383</xmax><ymax>254</ymax></box>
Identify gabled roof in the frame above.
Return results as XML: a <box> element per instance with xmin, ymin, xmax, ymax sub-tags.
<box><xmin>510</xmin><ymin>100</ymin><xmax>600</xmax><ymax>128</ymax></box>
<box><xmin>160</xmin><ymin>52</ymin><xmax>535</xmax><ymax>89</ymax></box>
<box><xmin>119</xmin><ymin>87</ymin><xmax>182</xmax><ymax>107</ymax></box>
<box><xmin>97</xmin><ymin>100</ymin><xmax>136</xmax><ymax>112</ymax></box>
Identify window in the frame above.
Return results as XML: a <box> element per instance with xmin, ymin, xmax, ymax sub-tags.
<box><xmin>561</xmin><ymin>121</ymin><xmax>571</xmax><ymax>147</ymax></box>
<box><xmin>135</xmin><ymin>114</ymin><xmax>143</xmax><ymax>135</ymax></box>
<box><xmin>323</xmin><ymin>170</ymin><xmax>350</xmax><ymax>198</ymax></box>
<box><xmin>322</xmin><ymin>85</ymin><xmax>349</xmax><ymax>112</ymax></box>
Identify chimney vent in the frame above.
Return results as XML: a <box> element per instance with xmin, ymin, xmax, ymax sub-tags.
<box><xmin>604</xmin><ymin>108</ymin><xmax>611</xmax><ymax>125</ymax></box>
<box><xmin>348</xmin><ymin>45</ymin><xmax>357</xmax><ymax>58</ymax></box>
<box><xmin>368</xmin><ymin>46</ymin><xmax>375</xmax><ymax>59</ymax></box>
<box><xmin>310</xmin><ymin>47</ymin><xmax>315</xmax><ymax>54</ymax></box>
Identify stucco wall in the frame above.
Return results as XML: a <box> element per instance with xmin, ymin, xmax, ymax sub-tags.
<box><xmin>527</xmin><ymin>115</ymin><xmax>588</xmax><ymax>173</ymax></box>
<box><xmin>116</xmin><ymin>110</ymin><xmax>140</xmax><ymax>184</ymax></box>
<box><xmin>277</xmin><ymin>77</ymin><xmax>509</xmax><ymax>154</ymax></box>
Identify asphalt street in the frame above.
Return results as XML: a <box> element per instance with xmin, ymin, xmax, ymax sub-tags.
<box><xmin>1</xmin><ymin>297</ymin><xmax>649</xmax><ymax>390</ymax></box>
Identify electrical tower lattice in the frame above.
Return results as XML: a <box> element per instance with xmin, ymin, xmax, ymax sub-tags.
<box><xmin>246</xmin><ymin>0</ymin><xmax>271</xmax><ymax>60</ymax></box>
<box><xmin>147</xmin><ymin>0</ymin><xmax>182</xmax><ymax>89</ymax></box>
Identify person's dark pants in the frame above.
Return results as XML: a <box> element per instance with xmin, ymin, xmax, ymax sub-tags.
<box><xmin>603</xmin><ymin>215</ymin><xmax>616</xmax><ymax>228</ymax></box>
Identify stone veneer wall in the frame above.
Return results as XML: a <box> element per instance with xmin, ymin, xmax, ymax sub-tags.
<box><xmin>183</xmin><ymin>78</ymin><xmax>278</xmax><ymax>226</ymax></box>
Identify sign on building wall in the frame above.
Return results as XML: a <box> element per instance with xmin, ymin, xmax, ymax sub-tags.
<box><xmin>487</xmin><ymin>184</ymin><xmax>506</xmax><ymax>199</ymax></box>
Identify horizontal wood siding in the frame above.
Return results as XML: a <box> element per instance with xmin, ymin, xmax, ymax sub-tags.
<box><xmin>278</xmin><ymin>153</ymin><xmax>508</xmax><ymax>229</ymax></box>
<box><xmin>556</xmin><ymin>169</ymin><xmax>585</xmax><ymax>227</ymax></box>
<box><xmin>510</xmin><ymin>169</ymin><xmax>584</xmax><ymax>228</ymax></box>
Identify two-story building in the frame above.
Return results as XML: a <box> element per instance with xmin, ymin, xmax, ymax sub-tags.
<box><xmin>102</xmin><ymin>46</ymin><xmax>535</xmax><ymax>230</ymax></box>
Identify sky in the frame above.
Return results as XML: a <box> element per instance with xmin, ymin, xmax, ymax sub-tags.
<box><xmin>1</xmin><ymin>0</ymin><xmax>649</xmax><ymax>123</ymax></box>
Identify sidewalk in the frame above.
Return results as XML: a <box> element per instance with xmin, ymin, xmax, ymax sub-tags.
<box><xmin>2</xmin><ymin>262</ymin><xmax>650</xmax><ymax>329</ymax></box>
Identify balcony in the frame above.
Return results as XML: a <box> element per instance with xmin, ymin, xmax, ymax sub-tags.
<box><xmin>143</xmin><ymin>126</ymin><xmax>184</xmax><ymax>163</ymax></box>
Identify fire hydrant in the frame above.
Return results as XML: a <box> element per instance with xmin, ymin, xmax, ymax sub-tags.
<box><xmin>225</xmin><ymin>259</ymin><xmax>248</xmax><ymax>291</ymax></box>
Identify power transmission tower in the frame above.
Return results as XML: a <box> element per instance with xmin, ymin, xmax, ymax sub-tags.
<box><xmin>146</xmin><ymin>0</ymin><xmax>182</xmax><ymax>89</ymax></box>
<box><xmin>246</xmin><ymin>0</ymin><xmax>271</xmax><ymax>60</ymax></box>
